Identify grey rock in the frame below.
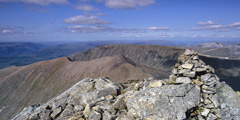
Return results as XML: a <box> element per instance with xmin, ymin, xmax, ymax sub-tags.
<box><xmin>172</xmin><ymin>68</ymin><xmax>178</xmax><ymax>74</ymax></box>
<box><xmin>88</xmin><ymin>111</ymin><xmax>102</xmax><ymax>120</ymax></box>
<box><xmin>74</xmin><ymin>105</ymin><xmax>84</xmax><ymax>112</ymax></box>
<box><xmin>201</xmin><ymin>108</ymin><xmax>210</xmax><ymax>117</ymax></box>
<box><xmin>113</xmin><ymin>96</ymin><xmax>126</xmax><ymax>110</ymax></box>
<box><xmin>216</xmin><ymin>82</ymin><xmax>240</xmax><ymax>120</ymax></box>
<box><xmin>184</xmin><ymin>49</ymin><xmax>195</xmax><ymax>55</ymax></box>
<box><xmin>126</xmin><ymin>84</ymin><xmax>200</xmax><ymax>120</ymax></box>
<box><xmin>183</xmin><ymin>71</ymin><xmax>196</xmax><ymax>78</ymax></box>
<box><xmin>196</xmin><ymin>67</ymin><xmax>206</xmax><ymax>72</ymax></box>
<box><xmin>181</xmin><ymin>64</ymin><xmax>194</xmax><ymax>69</ymax></box>
<box><xmin>206</xmin><ymin>113</ymin><xmax>218</xmax><ymax>120</ymax></box>
<box><xmin>176</xmin><ymin>77</ymin><xmax>192</xmax><ymax>84</ymax></box>
<box><xmin>201</xmin><ymin>74</ymin><xmax>212</xmax><ymax>82</ymax></box>
<box><xmin>148</xmin><ymin>80</ymin><xmax>163</xmax><ymax>88</ymax></box>
<box><xmin>50</xmin><ymin>107</ymin><xmax>62</xmax><ymax>119</ymax></box>
<box><xmin>209</xmin><ymin>94</ymin><xmax>220</xmax><ymax>108</ymax></box>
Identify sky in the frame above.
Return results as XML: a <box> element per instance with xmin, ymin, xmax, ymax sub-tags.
<box><xmin>0</xmin><ymin>0</ymin><xmax>240</xmax><ymax>42</ymax></box>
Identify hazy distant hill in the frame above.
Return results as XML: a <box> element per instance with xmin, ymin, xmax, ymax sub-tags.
<box><xmin>0</xmin><ymin>42</ymin><xmax>44</xmax><ymax>57</ymax></box>
<box><xmin>0</xmin><ymin>42</ymin><xmax>95</xmax><ymax>68</ymax></box>
<box><xmin>183</xmin><ymin>42</ymin><xmax>240</xmax><ymax>58</ymax></box>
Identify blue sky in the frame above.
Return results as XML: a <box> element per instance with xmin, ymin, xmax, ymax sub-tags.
<box><xmin>0</xmin><ymin>0</ymin><xmax>240</xmax><ymax>42</ymax></box>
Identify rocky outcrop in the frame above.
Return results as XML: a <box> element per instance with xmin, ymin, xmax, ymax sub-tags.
<box><xmin>13</xmin><ymin>50</ymin><xmax>240</xmax><ymax>120</ymax></box>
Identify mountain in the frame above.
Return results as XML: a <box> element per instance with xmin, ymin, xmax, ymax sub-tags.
<box><xmin>69</xmin><ymin>44</ymin><xmax>240</xmax><ymax>91</ymax></box>
<box><xmin>1</xmin><ymin>44</ymin><xmax>240</xmax><ymax>119</ymax></box>
<box><xmin>13</xmin><ymin>50</ymin><xmax>240</xmax><ymax>120</ymax></box>
<box><xmin>0</xmin><ymin>42</ymin><xmax>44</xmax><ymax>57</ymax></box>
<box><xmin>0</xmin><ymin>42</ymin><xmax>95</xmax><ymax>69</ymax></box>
<box><xmin>0</xmin><ymin>40</ymin><xmax>178</xmax><ymax>69</ymax></box>
<box><xmin>69</xmin><ymin>44</ymin><xmax>185</xmax><ymax>73</ymax></box>
<box><xmin>183</xmin><ymin>42</ymin><xmax>240</xmax><ymax>58</ymax></box>
<box><xmin>0</xmin><ymin>55</ymin><xmax>166</xmax><ymax>120</ymax></box>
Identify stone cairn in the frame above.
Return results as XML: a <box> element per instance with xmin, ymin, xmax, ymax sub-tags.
<box><xmin>169</xmin><ymin>49</ymin><xmax>221</xmax><ymax>120</ymax></box>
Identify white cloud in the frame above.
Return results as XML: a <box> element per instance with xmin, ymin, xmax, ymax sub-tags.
<box><xmin>2</xmin><ymin>29</ymin><xmax>13</xmax><ymax>33</ymax></box>
<box><xmin>193</xmin><ymin>21</ymin><xmax>231</xmax><ymax>31</ymax></box>
<box><xmin>193</xmin><ymin>21</ymin><xmax>240</xmax><ymax>32</ymax></box>
<box><xmin>147</xmin><ymin>27</ymin><xmax>169</xmax><ymax>30</ymax></box>
<box><xmin>229</xmin><ymin>22</ymin><xmax>240</xmax><ymax>27</ymax></box>
<box><xmin>0</xmin><ymin>26</ymin><xmax>30</xmax><ymax>35</ymax></box>
<box><xmin>197</xmin><ymin>21</ymin><xmax>215</xmax><ymax>26</ymax></box>
<box><xmin>105</xmin><ymin>0</ymin><xmax>155</xmax><ymax>9</ymax></box>
<box><xmin>76</xmin><ymin>4</ymin><xmax>97</xmax><ymax>11</ymax></box>
<box><xmin>206</xmin><ymin>25</ymin><xmax>224</xmax><ymax>29</ymax></box>
<box><xmin>192</xmin><ymin>24</ymin><xmax>225</xmax><ymax>31</ymax></box>
<box><xmin>67</xmin><ymin>25</ymin><xmax>117</xmax><ymax>33</ymax></box>
<box><xmin>215</xmin><ymin>29</ymin><xmax>230</xmax><ymax>32</ymax></box>
<box><xmin>84</xmin><ymin>0</ymin><xmax>155</xmax><ymax>9</ymax></box>
<box><xmin>65</xmin><ymin>25</ymin><xmax>148</xmax><ymax>33</ymax></box>
<box><xmin>0</xmin><ymin>0</ymin><xmax>69</xmax><ymax>5</ymax></box>
<box><xmin>64</xmin><ymin>15</ymin><xmax>111</xmax><ymax>25</ymax></box>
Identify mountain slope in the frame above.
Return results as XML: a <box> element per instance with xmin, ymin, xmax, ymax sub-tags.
<box><xmin>69</xmin><ymin>44</ymin><xmax>240</xmax><ymax>91</ymax></box>
<box><xmin>0</xmin><ymin>55</ymin><xmax>166</xmax><ymax>120</ymax></box>
<box><xmin>69</xmin><ymin>44</ymin><xmax>185</xmax><ymax>73</ymax></box>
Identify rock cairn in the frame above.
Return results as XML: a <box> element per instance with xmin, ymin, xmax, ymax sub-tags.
<box><xmin>169</xmin><ymin>49</ymin><xmax>221</xmax><ymax>120</ymax></box>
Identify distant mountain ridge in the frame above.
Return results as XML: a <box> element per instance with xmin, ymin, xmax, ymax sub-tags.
<box><xmin>69</xmin><ymin>44</ymin><xmax>185</xmax><ymax>73</ymax></box>
<box><xmin>184</xmin><ymin>42</ymin><xmax>240</xmax><ymax>58</ymax></box>
<box><xmin>0</xmin><ymin>42</ymin><xmax>44</xmax><ymax>57</ymax></box>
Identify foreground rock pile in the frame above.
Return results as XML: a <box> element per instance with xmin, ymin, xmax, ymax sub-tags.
<box><xmin>13</xmin><ymin>50</ymin><xmax>240</xmax><ymax>120</ymax></box>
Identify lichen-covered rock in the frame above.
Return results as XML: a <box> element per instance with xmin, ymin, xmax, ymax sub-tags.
<box><xmin>125</xmin><ymin>84</ymin><xmax>200</xmax><ymax>120</ymax></box>
<box><xmin>216</xmin><ymin>82</ymin><xmax>240</xmax><ymax>120</ymax></box>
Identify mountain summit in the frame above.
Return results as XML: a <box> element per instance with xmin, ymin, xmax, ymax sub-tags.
<box><xmin>13</xmin><ymin>49</ymin><xmax>240</xmax><ymax>120</ymax></box>
<box><xmin>0</xmin><ymin>55</ymin><xmax>166</xmax><ymax>120</ymax></box>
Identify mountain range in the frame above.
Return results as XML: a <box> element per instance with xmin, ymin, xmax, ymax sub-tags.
<box><xmin>0</xmin><ymin>44</ymin><xmax>240</xmax><ymax>120</ymax></box>
<box><xmin>184</xmin><ymin>42</ymin><xmax>240</xmax><ymax>58</ymax></box>
<box><xmin>12</xmin><ymin>49</ymin><xmax>240</xmax><ymax>120</ymax></box>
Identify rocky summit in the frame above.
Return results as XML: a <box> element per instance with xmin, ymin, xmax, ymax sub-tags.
<box><xmin>13</xmin><ymin>50</ymin><xmax>240</xmax><ymax>120</ymax></box>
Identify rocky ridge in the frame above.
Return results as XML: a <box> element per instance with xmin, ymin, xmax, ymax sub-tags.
<box><xmin>13</xmin><ymin>50</ymin><xmax>240</xmax><ymax>120</ymax></box>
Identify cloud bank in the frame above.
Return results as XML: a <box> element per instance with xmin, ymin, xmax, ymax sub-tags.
<box><xmin>76</xmin><ymin>4</ymin><xmax>98</xmax><ymax>11</ymax></box>
<box><xmin>64</xmin><ymin>15</ymin><xmax>111</xmax><ymax>25</ymax></box>
<box><xmin>0</xmin><ymin>0</ymin><xmax>69</xmax><ymax>5</ymax></box>
<box><xmin>103</xmin><ymin>0</ymin><xmax>155</xmax><ymax>9</ymax></box>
